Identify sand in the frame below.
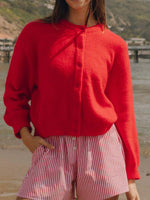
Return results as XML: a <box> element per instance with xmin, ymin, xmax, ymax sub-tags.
<box><xmin>0</xmin><ymin>148</ymin><xmax>150</xmax><ymax>200</ymax></box>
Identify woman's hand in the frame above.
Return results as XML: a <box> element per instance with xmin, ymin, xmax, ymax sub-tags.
<box><xmin>126</xmin><ymin>179</ymin><xmax>140</xmax><ymax>200</ymax></box>
<box><xmin>20</xmin><ymin>127</ymin><xmax>55</xmax><ymax>153</ymax></box>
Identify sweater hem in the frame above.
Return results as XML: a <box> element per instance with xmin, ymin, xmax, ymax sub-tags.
<box><xmin>34</xmin><ymin>123</ymin><xmax>114</xmax><ymax>138</ymax></box>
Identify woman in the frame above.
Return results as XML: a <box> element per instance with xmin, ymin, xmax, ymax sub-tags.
<box><xmin>3</xmin><ymin>0</ymin><xmax>141</xmax><ymax>199</ymax></box>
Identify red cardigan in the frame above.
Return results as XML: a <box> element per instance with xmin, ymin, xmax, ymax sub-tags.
<box><xmin>3</xmin><ymin>18</ymin><xmax>140</xmax><ymax>179</ymax></box>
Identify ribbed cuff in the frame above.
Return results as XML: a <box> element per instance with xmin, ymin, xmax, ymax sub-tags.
<box><xmin>126</xmin><ymin>166</ymin><xmax>141</xmax><ymax>180</ymax></box>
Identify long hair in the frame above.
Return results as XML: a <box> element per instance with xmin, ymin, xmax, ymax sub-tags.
<box><xmin>37</xmin><ymin>0</ymin><xmax>108</xmax><ymax>31</ymax></box>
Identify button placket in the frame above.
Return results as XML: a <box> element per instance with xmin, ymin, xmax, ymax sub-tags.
<box><xmin>72</xmin><ymin>32</ymin><xmax>85</xmax><ymax>136</ymax></box>
<box><xmin>77</xmin><ymin>61</ymin><xmax>82</xmax><ymax>68</ymax></box>
<box><xmin>76</xmin><ymin>82</ymin><xmax>80</xmax><ymax>88</ymax></box>
<box><xmin>78</xmin><ymin>42</ymin><xmax>83</xmax><ymax>49</ymax></box>
<box><xmin>73</xmin><ymin>146</ymin><xmax>77</xmax><ymax>150</ymax></box>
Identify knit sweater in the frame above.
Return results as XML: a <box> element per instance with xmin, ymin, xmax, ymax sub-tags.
<box><xmin>3</xmin><ymin>18</ymin><xmax>140</xmax><ymax>179</ymax></box>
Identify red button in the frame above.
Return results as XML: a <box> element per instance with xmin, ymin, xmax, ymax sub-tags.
<box><xmin>77</xmin><ymin>62</ymin><xmax>82</xmax><ymax>67</ymax></box>
<box><xmin>75</xmin><ymin>100</ymin><xmax>80</xmax><ymax>106</ymax></box>
<box><xmin>76</xmin><ymin>82</ymin><xmax>80</xmax><ymax>88</ymax></box>
<box><xmin>78</xmin><ymin>43</ymin><xmax>83</xmax><ymax>49</ymax></box>
<box><xmin>80</xmin><ymin>26</ymin><xmax>85</xmax><ymax>30</ymax></box>
<box><xmin>73</xmin><ymin>128</ymin><xmax>78</xmax><ymax>133</ymax></box>
<box><xmin>74</xmin><ymin>118</ymin><xmax>79</xmax><ymax>125</ymax></box>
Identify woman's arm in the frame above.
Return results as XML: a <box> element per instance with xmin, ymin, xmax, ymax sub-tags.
<box><xmin>105</xmin><ymin>40</ymin><xmax>140</xmax><ymax>180</ymax></box>
<box><xmin>3</xmin><ymin>25</ymin><xmax>34</xmax><ymax>139</ymax></box>
<box><xmin>20</xmin><ymin>126</ymin><xmax>32</xmax><ymax>138</ymax></box>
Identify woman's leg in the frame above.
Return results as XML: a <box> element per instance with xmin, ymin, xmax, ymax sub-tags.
<box><xmin>16</xmin><ymin>197</ymin><xmax>31</xmax><ymax>200</ymax></box>
<box><xmin>16</xmin><ymin>194</ymin><xmax>119</xmax><ymax>200</ymax></box>
<box><xmin>105</xmin><ymin>194</ymin><xmax>119</xmax><ymax>200</ymax></box>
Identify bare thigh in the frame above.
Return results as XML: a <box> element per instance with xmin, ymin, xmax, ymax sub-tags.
<box><xmin>105</xmin><ymin>194</ymin><xmax>119</xmax><ymax>200</ymax></box>
<box><xmin>16</xmin><ymin>194</ymin><xmax>119</xmax><ymax>200</ymax></box>
<box><xmin>16</xmin><ymin>197</ymin><xmax>32</xmax><ymax>200</ymax></box>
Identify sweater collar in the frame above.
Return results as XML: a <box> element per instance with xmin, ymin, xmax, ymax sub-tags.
<box><xmin>59</xmin><ymin>18</ymin><xmax>105</xmax><ymax>32</ymax></box>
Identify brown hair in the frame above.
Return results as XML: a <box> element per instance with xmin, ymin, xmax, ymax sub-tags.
<box><xmin>37</xmin><ymin>0</ymin><xmax>108</xmax><ymax>31</ymax></box>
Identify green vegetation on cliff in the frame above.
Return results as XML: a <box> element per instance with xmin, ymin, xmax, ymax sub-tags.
<box><xmin>0</xmin><ymin>0</ymin><xmax>150</xmax><ymax>41</ymax></box>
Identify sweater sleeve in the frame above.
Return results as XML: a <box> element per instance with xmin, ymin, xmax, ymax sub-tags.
<box><xmin>105</xmin><ymin>40</ymin><xmax>140</xmax><ymax>180</ymax></box>
<box><xmin>3</xmin><ymin>26</ymin><xmax>34</xmax><ymax>139</ymax></box>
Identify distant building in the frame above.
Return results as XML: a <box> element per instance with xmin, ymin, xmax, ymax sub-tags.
<box><xmin>44</xmin><ymin>3</ymin><xmax>54</xmax><ymax>10</ymax></box>
<box><xmin>0</xmin><ymin>34</ymin><xmax>14</xmax><ymax>63</ymax></box>
<box><xmin>0</xmin><ymin>33</ymin><xmax>13</xmax><ymax>40</ymax></box>
<box><xmin>0</xmin><ymin>34</ymin><xmax>14</xmax><ymax>45</ymax></box>
<box><xmin>126</xmin><ymin>38</ymin><xmax>146</xmax><ymax>46</ymax></box>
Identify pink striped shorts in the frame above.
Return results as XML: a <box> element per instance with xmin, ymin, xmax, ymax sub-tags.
<box><xmin>16</xmin><ymin>123</ymin><xmax>129</xmax><ymax>200</ymax></box>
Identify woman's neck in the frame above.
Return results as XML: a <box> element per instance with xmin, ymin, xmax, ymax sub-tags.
<box><xmin>65</xmin><ymin>7</ymin><xmax>97</xmax><ymax>27</ymax></box>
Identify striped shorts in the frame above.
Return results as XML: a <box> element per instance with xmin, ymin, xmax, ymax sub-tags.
<box><xmin>16</xmin><ymin>123</ymin><xmax>129</xmax><ymax>200</ymax></box>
